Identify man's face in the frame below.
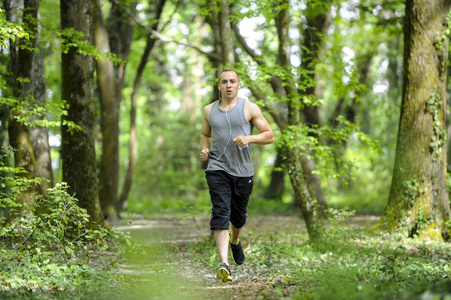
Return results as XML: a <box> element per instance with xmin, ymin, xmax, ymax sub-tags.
<box><xmin>218</xmin><ymin>71</ymin><xmax>241</xmax><ymax>100</ymax></box>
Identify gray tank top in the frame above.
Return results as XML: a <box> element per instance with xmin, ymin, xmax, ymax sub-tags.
<box><xmin>206</xmin><ymin>97</ymin><xmax>254</xmax><ymax>177</ymax></box>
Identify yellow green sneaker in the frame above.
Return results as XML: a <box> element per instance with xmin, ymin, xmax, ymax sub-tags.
<box><xmin>216</xmin><ymin>263</ymin><xmax>232</xmax><ymax>282</ymax></box>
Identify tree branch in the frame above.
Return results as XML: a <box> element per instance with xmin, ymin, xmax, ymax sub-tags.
<box><xmin>231</xmin><ymin>22</ymin><xmax>263</xmax><ymax>64</ymax></box>
<box><xmin>110</xmin><ymin>0</ymin><xmax>222</xmax><ymax>62</ymax></box>
<box><xmin>232</xmin><ymin>20</ymin><xmax>288</xmax><ymax>125</ymax></box>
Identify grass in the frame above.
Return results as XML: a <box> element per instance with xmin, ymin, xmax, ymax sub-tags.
<box><xmin>188</xmin><ymin>214</ymin><xmax>451</xmax><ymax>299</ymax></box>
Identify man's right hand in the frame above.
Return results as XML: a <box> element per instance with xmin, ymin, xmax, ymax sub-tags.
<box><xmin>200</xmin><ymin>148</ymin><xmax>210</xmax><ymax>161</ymax></box>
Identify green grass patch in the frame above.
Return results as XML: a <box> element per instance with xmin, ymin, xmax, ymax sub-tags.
<box><xmin>188</xmin><ymin>213</ymin><xmax>451</xmax><ymax>299</ymax></box>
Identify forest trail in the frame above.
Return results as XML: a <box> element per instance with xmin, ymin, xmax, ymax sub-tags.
<box><xmin>109</xmin><ymin>215</ymin><xmax>312</xmax><ymax>299</ymax></box>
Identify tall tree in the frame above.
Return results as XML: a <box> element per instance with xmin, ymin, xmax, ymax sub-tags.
<box><xmin>204</xmin><ymin>0</ymin><xmax>223</xmax><ymax>102</ymax></box>
<box><xmin>117</xmin><ymin>0</ymin><xmax>167</xmax><ymax>210</ymax></box>
<box><xmin>6</xmin><ymin>0</ymin><xmax>37</xmax><ymax>203</ymax></box>
<box><xmin>92</xmin><ymin>0</ymin><xmax>122</xmax><ymax>220</ymax></box>
<box><xmin>231</xmin><ymin>1</ymin><xmax>328</xmax><ymax>220</ymax></box>
<box><xmin>29</xmin><ymin>1</ymin><xmax>53</xmax><ymax>194</ymax></box>
<box><xmin>275</xmin><ymin>0</ymin><xmax>321</xmax><ymax>239</ymax></box>
<box><xmin>218</xmin><ymin>0</ymin><xmax>234</xmax><ymax>65</ymax></box>
<box><xmin>382</xmin><ymin>0</ymin><xmax>451</xmax><ymax>240</ymax></box>
<box><xmin>6</xmin><ymin>0</ymin><xmax>53</xmax><ymax>196</ymax></box>
<box><xmin>60</xmin><ymin>0</ymin><xmax>104</xmax><ymax>225</ymax></box>
<box><xmin>297</xmin><ymin>0</ymin><xmax>331</xmax><ymax>213</ymax></box>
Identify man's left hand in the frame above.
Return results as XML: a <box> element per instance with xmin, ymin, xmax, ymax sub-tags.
<box><xmin>233</xmin><ymin>136</ymin><xmax>250</xmax><ymax>147</ymax></box>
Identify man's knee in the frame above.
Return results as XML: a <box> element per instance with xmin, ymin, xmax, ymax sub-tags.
<box><xmin>230</xmin><ymin>214</ymin><xmax>247</xmax><ymax>229</ymax></box>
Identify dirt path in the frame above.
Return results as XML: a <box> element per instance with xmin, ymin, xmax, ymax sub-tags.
<box><xmin>111</xmin><ymin>215</ymin><xmax>310</xmax><ymax>299</ymax></box>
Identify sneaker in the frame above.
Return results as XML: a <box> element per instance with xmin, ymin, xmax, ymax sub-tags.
<box><xmin>216</xmin><ymin>263</ymin><xmax>232</xmax><ymax>282</ymax></box>
<box><xmin>229</xmin><ymin>231</ymin><xmax>245</xmax><ymax>265</ymax></box>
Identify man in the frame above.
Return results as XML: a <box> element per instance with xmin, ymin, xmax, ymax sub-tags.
<box><xmin>199</xmin><ymin>69</ymin><xmax>274</xmax><ymax>282</ymax></box>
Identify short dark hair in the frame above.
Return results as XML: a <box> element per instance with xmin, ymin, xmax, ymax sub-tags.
<box><xmin>218</xmin><ymin>69</ymin><xmax>239</xmax><ymax>82</ymax></box>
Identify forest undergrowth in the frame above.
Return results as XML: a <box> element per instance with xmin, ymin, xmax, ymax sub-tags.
<box><xmin>2</xmin><ymin>206</ymin><xmax>451</xmax><ymax>299</ymax></box>
<box><xmin>98</xmin><ymin>211</ymin><xmax>451</xmax><ymax>300</ymax></box>
<box><xmin>0</xmin><ymin>182</ymin><xmax>132</xmax><ymax>299</ymax></box>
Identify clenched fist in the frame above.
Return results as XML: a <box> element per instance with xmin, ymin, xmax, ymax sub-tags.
<box><xmin>233</xmin><ymin>135</ymin><xmax>250</xmax><ymax>147</ymax></box>
<box><xmin>200</xmin><ymin>148</ymin><xmax>210</xmax><ymax>161</ymax></box>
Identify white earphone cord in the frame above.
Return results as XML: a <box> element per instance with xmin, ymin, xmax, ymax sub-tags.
<box><xmin>208</xmin><ymin>98</ymin><xmax>232</xmax><ymax>169</ymax></box>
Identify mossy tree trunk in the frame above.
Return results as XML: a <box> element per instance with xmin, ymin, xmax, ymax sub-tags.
<box><xmin>6</xmin><ymin>0</ymin><xmax>39</xmax><ymax>203</ymax></box>
<box><xmin>275</xmin><ymin>0</ymin><xmax>321</xmax><ymax>240</ymax></box>
<box><xmin>60</xmin><ymin>0</ymin><xmax>104</xmax><ymax>225</ymax></box>
<box><xmin>7</xmin><ymin>0</ymin><xmax>53</xmax><ymax>196</ymax></box>
<box><xmin>382</xmin><ymin>0</ymin><xmax>451</xmax><ymax>240</ymax></box>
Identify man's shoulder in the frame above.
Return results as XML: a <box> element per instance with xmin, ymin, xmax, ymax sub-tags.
<box><xmin>243</xmin><ymin>99</ymin><xmax>261</xmax><ymax>112</ymax></box>
<box><xmin>203</xmin><ymin>102</ymin><xmax>215</xmax><ymax>111</ymax></box>
<box><xmin>202</xmin><ymin>101</ymin><xmax>217</xmax><ymax>118</ymax></box>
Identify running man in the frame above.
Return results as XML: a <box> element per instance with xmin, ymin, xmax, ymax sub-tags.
<box><xmin>199</xmin><ymin>69</ymin><xmax>274</xmax><ymax>282</ymax></box>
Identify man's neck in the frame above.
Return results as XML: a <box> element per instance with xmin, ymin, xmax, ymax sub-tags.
<box><xmin>221</xmin><ymin>96</ymin><xmax>238</xmax><ymax>107</ymax></box>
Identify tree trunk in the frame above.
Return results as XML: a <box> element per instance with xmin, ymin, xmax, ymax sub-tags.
<box><xmin>276</xmin><ymin>0</ymin><xmax>321</xmax><ymax>240</ymax></box>
<box><xmin>118</xmin><ymin>0</ymin><xmax>166</xmax><ymax>211</ymax></box>
<box><xmin>382</xmin><ymin>0</ymin><xmax>451</xmax><ymax>240</ymax></box>
<box><xmin>218</xmin><ymin>0</ymin><xmax>234</xmax><ymax>65</ymax></box>
<box><xmin>7</xmin><ymin>0</ymin><xmax>37</xmax><ymax>203</ymax></box>
<box><xmin>60</xmin><ymin>0</ymin><xmax>104</xmax><ymax>225</ymax></box>
<box><xmin>232</xmin><ymin>4</ymin><xmax>325</xmax><ymax>217</ymax></box>
<box><xmin>92</xmin><ymin>0</ymin><xmax>120</xmax><ymax>220</ymax></box>
<box><xmin>264</xmin><ymin>148</ymin><xmax>286</xmax><ymax>200</ymax></box>
<box><xmin>29</xmin><ymin>5</ymin><xmax>53</xmax><ymax>194</ymax></box>
<box><xmin>204</xmin><ymin>0</ymin><xmax>223</xmax><ymax>102</ymax></box>
<box><xmin>298</xmin><ymin>1</ymin><xmax>332</xmax><ymax>214</ymax></box>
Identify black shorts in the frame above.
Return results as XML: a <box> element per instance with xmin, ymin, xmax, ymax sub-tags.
<box><xmin>206</xmin><ymin>170</ymin><xmax>254</xmax><ymax>230</ymax></box>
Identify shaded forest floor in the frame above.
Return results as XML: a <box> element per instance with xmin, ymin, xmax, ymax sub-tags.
<box><xmin>99</xmin><ymin>215</ymin><xmax>382</xmax><ymax>299</ymax></box>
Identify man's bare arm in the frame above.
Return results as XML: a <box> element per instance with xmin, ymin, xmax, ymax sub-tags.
<box><xmin>200</xmin><ymin>105</ymin><xmax>212</xmax><ymax>161</ymax></box>
<box><xmin>233</xmin><ymin>102</ymin><xmax>274</xmax><ymax>147</ymax></box>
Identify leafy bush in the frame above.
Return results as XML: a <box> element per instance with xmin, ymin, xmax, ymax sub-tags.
<box><xmin>0</xmin><ymin>178</ymin><xmax>131</xmax><ymax>298</ymax></box>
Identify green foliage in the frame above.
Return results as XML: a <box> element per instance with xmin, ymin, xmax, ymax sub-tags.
<box><xmin>0</xmin><ymin>159</ymin><xmax>131</xmax><ymax>297</ymax></box>
<box><xmin>426</xmin><ymin>92</ymin><xmax>447</xmax><ymax>160</ymax></box>
<box><xmin>436</xmin><ymin>9</ymin><xmax>451</xmax><ymax>78</ymax></box>
<box><xmin>276</xmin><ymin>116</ymin><xmax>382</xmax><ymax>186</ymax></box>
<box><xmin>0</xmin><ymin>8</ymin><xmax>29</xmax><ymax>46</ymax></box>
<box><xmin>0</xmin><ymin>96</ymin><xmax>81</xmax><ymax>133</ymax></box>
<box><xmin>59</xmin><ymin>27</ymin><xmax>123</xmax><ymax>65</ymax></box>
<box><xmin>189</xmin><ymin>214</ymin><xmax>451</xmax><ymax>299</ymax></box>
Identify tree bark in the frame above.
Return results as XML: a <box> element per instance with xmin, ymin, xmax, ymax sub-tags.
<box><xmin>275</xmin><ymin>0</ymin><xmax>321</xmax><ymax>240</ymax></box>
<box><xmin>204</xmin><ymin>0</ymin><xmax>223</xmax><ymax>102</ymax></box>
<box><xmin>218</xmin><ymin>0</ymin><xmax>234</xmax><ymax>65</ymax></box>
<box><xmin>60</xmin><ymin>0</ymin><xmax>104</xmax><ymax>225</ymax></box>
<box><xmin>92</xmin><ymin>0</ymin><xmax>120</xmax><ymax>220</ymax></box>
<box><xmin>264</xmin><ymin>149</ymin><xmax>286</xmax><ymax>200</ymax></box>
<box><xmin>6</xmin><ymin>0</ymin><xmax>37</xmax><ymax>203</ymax></box>
<box><xmin>7</xmin><ymin>0</ymin><xmax>53</xmax><ymax>195</ymax></box>
<box><xmin>297</xmin><ymin>1</ymin><xmax>332</xmax><ymax>214</ymax></box>
<box><xmin>29</xmin><ymin>3</ymin><xmax>53</xmax><ymax>194</ymax></box>
<box><xmin>382</xmin><ymin>0</ymin><xmax>451</xmax><ymax>240</ymax></box>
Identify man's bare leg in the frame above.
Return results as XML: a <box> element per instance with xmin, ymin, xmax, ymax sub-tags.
<box><xmin>214</xmin><ymin>229</ymin><xmax>232</xmax><ymax>282</ymax></box>
<box><xmin>230</xmin><ymin>224</ymin><xmax>242</xmax><ymax>244</ymax></box>
<box><xmin>214</xmin><ymin>229</ymin><xmax>229</xmax><ymax>265</ymax></box>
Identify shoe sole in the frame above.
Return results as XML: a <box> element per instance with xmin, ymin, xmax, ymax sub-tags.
<box><xmin>216</xmin><ymin>268</ymin><xmax>232</xmax><ymax>282</ymax></box>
